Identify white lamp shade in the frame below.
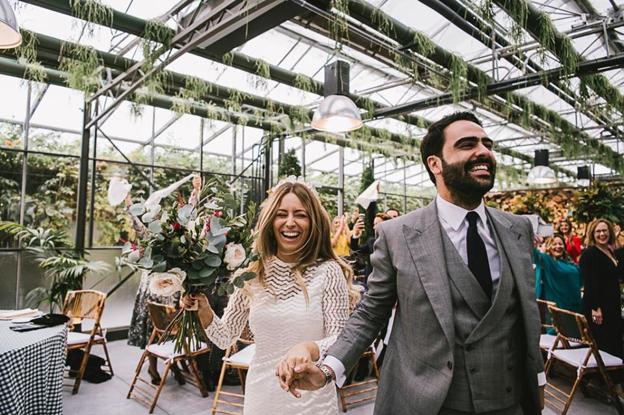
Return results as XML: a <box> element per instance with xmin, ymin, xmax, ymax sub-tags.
<box><xmin>527</xmin><ymin>165</ymin><xmax>557</xmax><ymax>186</ymax></box>
<box><xmin>0</xmin><ymin>0</ymin><xmax>21</xmax><ymax>49</ymax></box>
<box><xmin>311</xmin><ymin>95</ymin><xmax>363</xmax><ymax>133</ymax></box>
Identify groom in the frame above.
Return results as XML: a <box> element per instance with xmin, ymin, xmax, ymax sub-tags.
<box><xmin>281</xmin><ymin>112</ymin><xmax>544</xmax><ymax>414</ymax></box>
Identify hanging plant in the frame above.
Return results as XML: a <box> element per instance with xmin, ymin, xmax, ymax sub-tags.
<box><xmin>371</xmin><ymin>6</ymin><xmax>393</xmax><ymax>37</ymax></box>
<box><xmin>69</xmin><ymin>0</ymin><xmax>113</xmax><ymax>33</ymax></box>
<box><xmin>449</xmin><ymin>54</ymin><xmax>467</xmax><ymax>103</ymax></box>
<box><xmin>294</xmin><ymin>73</ymin><xmax>315</xmax><ymax>93</ymax></box>
<box><xmin>222</xmin><ymin>52</ymin><xmax>234</xmax><ymax>67</ymax></box>
<box><xmin>58</xmin><ymin>43</ymin><xmax>102</xmax><ymax>94</ymax></box>
<box><xmin>288</xmin><ymin>106</ymin><xmax>311</xmax><ymax>128</ymax></box>
<box><xmin>329</xmin><ymin>0</ymin><xmax>350</xmax><ymax>41</ymax></box>
<box><xmin>410</xmin><ymin>31</ymin><xmax>435</xmax><ymax>58</ymax></box>
<box><xmin>535</xmin><ymin>12</ymin><xmax>555</xmax><ymax>65</ymax></box>
<box><xmin>15</xmin><ymin>30</ymin><xmax>47</xmax><ymax>83</ymax></box>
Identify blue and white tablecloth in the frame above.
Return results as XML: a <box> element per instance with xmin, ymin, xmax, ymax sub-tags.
<box><xmin>0</xmin><ymin>320</ymin><xmax>67</xmax><ymax>415</ymax></box>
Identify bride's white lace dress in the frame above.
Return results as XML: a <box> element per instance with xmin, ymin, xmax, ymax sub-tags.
<box><xmin>205</xmin><ymin>257</ymin><xmax>349</xmax><ymax>415</ymax></box>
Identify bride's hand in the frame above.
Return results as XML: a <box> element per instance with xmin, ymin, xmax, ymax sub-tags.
<box><xmin>180</xmin><ymin>294</ymin><xmax>214</xmax><ymax>327</ymax></box>
<box><xmin>275</xmin><ymin>341</ymin><xmax>318</xmax><ymax>398</ymax></box>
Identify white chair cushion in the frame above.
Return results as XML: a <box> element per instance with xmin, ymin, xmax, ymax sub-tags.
<box><xmin>146</xmin><ymin>341</ymin><xmax>209</xmax><ymax>360</ymax></box>
<box><xmin>224</xmin><ymin>344</ymin><xmax>255</xmax><ymax>365</ymax></box>
<box><xmin>67</xmin><ymin>331</ymin><xmax>106</xmax><ymax>346</ymax></box>
<box><xmin>540</xmin><ymin>334</ymin><xmax>557</xmax><ymax>350</ymax></box>
<box><xmin>540</xmin><ymin>334</ymin><xmax>581</xmax><ymax>351</ymax></box>
<box><xmin>551</xmin><ymin>347</ymin><xmax>624</xmax><ymax>368</ymax></box>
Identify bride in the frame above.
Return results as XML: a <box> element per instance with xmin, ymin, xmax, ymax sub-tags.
<box><xmin>182</xmin><ymin>178</ymin><xmax>359</xmax><ymax>414</ymax></box>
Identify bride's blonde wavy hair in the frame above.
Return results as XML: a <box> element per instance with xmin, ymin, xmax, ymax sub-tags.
<box><xmin>247</xmin><ymin>181</ymin><xmax>360</xmax><ymax>308</ymax></box>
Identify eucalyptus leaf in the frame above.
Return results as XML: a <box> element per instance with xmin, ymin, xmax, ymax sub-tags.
<box><xmin>204</xmin><ymin>254</ymin><xmax>222</xmax><ymax>267</ymax></box>
<box><xmin>142</xmin><ymin>209</ymin><xmax>158</xmax><ymax>223</ymax></box>
<box><xmin>129</xmin><ymin>203</ymin><xmax>145</xmax><ymax>216</ymax></box>
<box><xmin>233</xmin><ymin>277</ymin><xmax>245</xmax><ymax>288</ymax></box>
<box><xmin>226</xmin><ymin>284</ymin><xmax>235</xmax><ymax>295</ymax></box>
<box><xmin>199</xmin><ymin>267</ymin><xmax>217</xmax><ymax>278</ymax></box>
<box><xmin>210</xmin><ymin>216</ymin><xmax>223</xmax><ymax>234</ymax></box>
<box><xmin>152</xmin><ymin>261</ymin><xmax>167</xmax><ymax>272</ymax></box>
<box><xmin>188</xmin><ymin>270</ymin><xmax>200</xmax><ymax>280</ymax></box>
<box><xmin>178</xmin><ymin>204</ymin><xmax>194</xmax><ymax>220</ymax></box>
<box><xmin>148</xmin><ymin>221</ymin><xmax>162</xmax><ymax>234</ymax></box>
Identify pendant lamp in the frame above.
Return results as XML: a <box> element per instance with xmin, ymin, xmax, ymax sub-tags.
<box><xmin>0</xmin><ymin>0</ymin><xmax>21</xmax><ymax>49</ymax></box>
<box><xmin>527</xmin><ymin>149</ymin><xmax>557</xmax><ymax>186</ymax></box>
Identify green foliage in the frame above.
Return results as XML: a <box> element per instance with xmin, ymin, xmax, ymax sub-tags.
<box><xmin>69</xmin><ymin>0</ymin><xmax>114</xmax><ymax>32</ymax></box>
<box><xmin>253</xmin><ymin>59</ymin><xmax>271</xmax><ymax>90</ymax></box>
<box><xmin>410</xmin><ymin>31</ymin><xmax>435</xmax><ymax>58</ymax></box>
<box><xmin>329</xmin><ymin>0</ymin><xmax>349</xmax><ymax>41</ymax></box>
<box><xmin>15</xmin><ymin>30</ymin><xmax>47</xmax><ymax>83</ymax></box>
<box><xmin>574</xmin><ymin>182</ymin><xmax>624</xmax><ymax>225</ymax></box>
<box><xmin>294</xmin><ymin>74</ymin><xmax>314</xmax><ymax>93</ymax></box>
<box><xmin>59</xmin><ymin>43</ymin><xmax>102</xmax><ymax>94</ymax></box>
<box><xmin>222</xmin><ymin>52</ymin><xmax>234</xmax><ymax>67</ymax></box>
<box><xmin>278</xmin><ymin>149</ymin><xmax>302</xmax><ymax>178</ymax></box>
<box><xmin>0</xmin><ymin>221</ymin><xmax>109</xmax><ymax>311</ymax></box>
<box><xmin>144</xmin><ymin>19</ymin><xmax>173</xmax><ymax>48</ymax></box>
<box><xmin>449</xmin><ymin>54</ymin><xmax>467</xmax><ymax>103</ymax></box>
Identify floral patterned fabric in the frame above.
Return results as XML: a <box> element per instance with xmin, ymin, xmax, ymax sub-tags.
<box><xmin>127</xmin><ymin>271</ymin><xmax>179</xmax><ymax>349</ymax></box>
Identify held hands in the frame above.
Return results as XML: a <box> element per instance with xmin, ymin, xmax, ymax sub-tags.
<box><xmin>180</xmin><ymin>293</ymin><xmax>214</xmax><ymax>327</ymax></box>
<box><xmin>275</xmin><ymin>342</ymin><xmax>326</xmax><ymax>398</ymax></box>
<box><xmin>591</xmin><ymin>308</ymin><xmax>603</xmax><ymax>325</ymax></box>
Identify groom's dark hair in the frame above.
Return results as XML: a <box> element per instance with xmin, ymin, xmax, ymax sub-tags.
<box><xmin>420</xmin><ymin>111</ymin><xmax>482</xmax><ymax>184</ymax></box>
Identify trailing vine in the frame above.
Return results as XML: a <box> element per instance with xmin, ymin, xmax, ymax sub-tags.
<box><xmin>449</xmin><ymin>54</ymin><xmax>467</xmax><ymax>103</ymax></box>
<box><xmin>69</xmin><ymin>0</ymin><xmax>113</xmax><ymax>34</ymax></box>
<box><xmin>15</xmin><ymin>30</ymin><xmax>46</xmax><ymax>83</ymax></box>
<box><xmin>58</xmin><ymin>43</ymin><xmax>102</xmax><ymax>94</ymax></box>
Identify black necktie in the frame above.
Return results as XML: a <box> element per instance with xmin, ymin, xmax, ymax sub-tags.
<box><xmin>466</xmin><ymin>211</ymin><xmax>493</xmax><ymax>299</ymax></box>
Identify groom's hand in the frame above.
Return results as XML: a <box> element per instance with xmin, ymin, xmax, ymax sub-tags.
<box><xmin>290</xmin><ymin>363</ymin><xmax>327</xmax><ymax>392</ymax></box>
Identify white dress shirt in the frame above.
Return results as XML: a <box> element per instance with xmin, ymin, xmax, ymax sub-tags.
<box><xmin>324</xmin><ymin>196</ymin><xmax>545</xmax><ymax>387</ymax></box>
<box><xmin>435</xmin><ymin>195</ymin><xmax>501</xmax><ymax>290</ymax></box>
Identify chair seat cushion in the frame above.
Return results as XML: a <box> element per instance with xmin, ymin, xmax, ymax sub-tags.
<box><xmin>67</xmin><ymin>331</ymin><xmax>106</xmax><ymax>346</ymax></box>
<box><xmin>551</xmin><ymin>347</ymin><xmax>624</xmax><ymax>368</ymax></box>
<box><xmin>147</xmin><ymin>341</ymin><xmax>209</xmax><ymax>359</ymax></box>
<box><xmin>540</xmin><ymin>334</ymin><xmax>581</xmax><ymax>350</ymax></box>
<box><xmin>224</xmin><ymin>344</ymin><xmax>255</xmax><ymax>365</ymax></box>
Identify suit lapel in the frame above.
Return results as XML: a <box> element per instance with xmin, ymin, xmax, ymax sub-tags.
<box><xmin>402</xmin><ymin>201</ymin><xmax>454</xmax><ymax>349</ymax></box>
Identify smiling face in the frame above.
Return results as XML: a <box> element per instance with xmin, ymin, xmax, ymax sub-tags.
<box><xmin>593</xmin><ymin>221</ymin><xmax>611</xmax><ymax>248</ymax></box>
<box><xmin>559</xmin><ymin>221</ymin><xmax>570</xmax><ymax>235</ymax></box>
<box><xmin>548</xmin><ymin>236</ymin><xmax>566</xmax><ymax>259</ymax></box>
<box><xmin>427</xmin><ymin>120</ymin><xmax>497</xmax><ymax>208</ymax></box>
<box><xmin>272</xmin><ymin>192</ymin><xmax>311</xmax><ymax>262</ymax></box>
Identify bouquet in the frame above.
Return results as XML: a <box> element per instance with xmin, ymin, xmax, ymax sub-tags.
<box><xmin>120</xmin><ymin>175</ymin><xmax>257</xmax><ymax>352</ymax></box>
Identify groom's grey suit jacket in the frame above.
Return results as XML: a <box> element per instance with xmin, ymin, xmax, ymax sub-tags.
<box><xmin>327</xmin><ymin>201</ymin><xmax>543</xmax><ymax>414</ymax></box>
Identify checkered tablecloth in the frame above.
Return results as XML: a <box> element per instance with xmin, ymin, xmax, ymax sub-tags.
<box><xmin>0</xmin><ymin>320</ymin><xmax>67</xmax><ymax>415</ymax></box>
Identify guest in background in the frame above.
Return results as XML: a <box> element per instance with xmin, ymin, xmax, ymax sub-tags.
<box><xmin>534</xmin><ymin>234</ymin><xmax>582</xmax><ymax>314</ymax></box>
<box><xmin>331</xmin><ymin>215</ymin><xmax>351</xmax><ymax>258</ymax></box>
<box><xmin>350</xmin><ymin>212</ymin><xmax>391</xmax><ymax>282</ymax></box>
<box><xmin>580</xmin><ymin>218</ymin><xmax>624</xmax><ymax>359</ymax></box>
<box><xmin>385</xmin><ymin>208</ymin><xmax>400</xmax><ymax>219</ymax></box>
<box><xmin>558</xmin><ymin>220</ymin><xmax>582</xmax><ymax>264</ymax></box>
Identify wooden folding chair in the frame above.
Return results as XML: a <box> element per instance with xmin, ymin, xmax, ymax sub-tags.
<box><xmin>63</xmin><ymin>289</ymin><xmax>113</xmax><ymax>394</ymax></box>
<box><xmin>211</xmin><ymin>327</ymin><xmax>255</xmax><ymax>415</ymax></box>
<box><xmin>537</xmin><ymin>299</ymin><xmax>557</xmax><ymax>355</ymax></box>
<box><xmin>544</xmin><ymin>305</ymin><xmax>624</xmax><ymax>415</ymax></box>
<box><xmin>127</xmin><ymin>302</ymin><xmax>211</xmax><ymax>413</ymax></box>
<box><xmin>337</xmin><ymin>345</ymin><xmax>380</xmax><ymax>412</ymax></box>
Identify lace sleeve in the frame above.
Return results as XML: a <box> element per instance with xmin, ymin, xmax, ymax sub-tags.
<box><xmin>315</xmin><ymin>261</ymin><xmax>350</xmax><ymax>359</ymax></box>
<box><xmin>205</xmin><ymin>287</ymin><xmax>251</xmax><ymax>350</ymax></box>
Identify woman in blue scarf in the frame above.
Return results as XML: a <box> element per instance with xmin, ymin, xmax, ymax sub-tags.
<box><xmin>534</xmin><ymin>233</ymin><xmax>583</xmax><ymax>313</ymax></box>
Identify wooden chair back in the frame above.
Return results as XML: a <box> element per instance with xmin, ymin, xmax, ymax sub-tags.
<box><xmin>548</xmin><ymin>305</ymin><xmax>592</xmax><ymax>347</ymax></box>
<box><xmin>63</xmin><ymin>290</ymin><xmax>106</xmax><ymax>329</ymax></box>
<box><xmin>536</xmin><ymin>299</ymin><xmax>556</xmax><ymax>333</ymax></box>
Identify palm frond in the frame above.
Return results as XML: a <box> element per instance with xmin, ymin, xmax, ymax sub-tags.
<box><xmin>0</xmin><ymin>221</ymin><xmax>69</xmax><ymax>249</ymax></box>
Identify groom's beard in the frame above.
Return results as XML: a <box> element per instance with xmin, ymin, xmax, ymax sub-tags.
<box><xmin>441</xmin><ymin>156</ymin><xmax>496</xmax><ymax>201</ymax></box>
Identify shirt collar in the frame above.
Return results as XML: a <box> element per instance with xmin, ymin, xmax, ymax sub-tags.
<box><xmin>436</xmin><ymin>194</ymin><xmax>487</xmax><ymax>231</ymax></box>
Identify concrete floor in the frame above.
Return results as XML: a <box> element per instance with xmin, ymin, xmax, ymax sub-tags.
<box><xmin>63</xmin><ymin>340</ymin><xmax>617</xmax><ymax>414</ymax></box>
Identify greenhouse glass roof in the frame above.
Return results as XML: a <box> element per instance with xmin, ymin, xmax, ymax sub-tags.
<box><xmin>2</xmin><ymin>0</ymin><xmax>624</xmax><ymax>191</ymax></box>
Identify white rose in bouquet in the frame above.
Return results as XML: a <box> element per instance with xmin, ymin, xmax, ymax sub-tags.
<box><xmin>223</xmin><ymin>243</ymin><xmax>246</xmax><ymax>270</ymax></box>
<box><xmin>148</xmin><ymin>268</ymin><xmax>186</xmax><ymax>296</ymax></box>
